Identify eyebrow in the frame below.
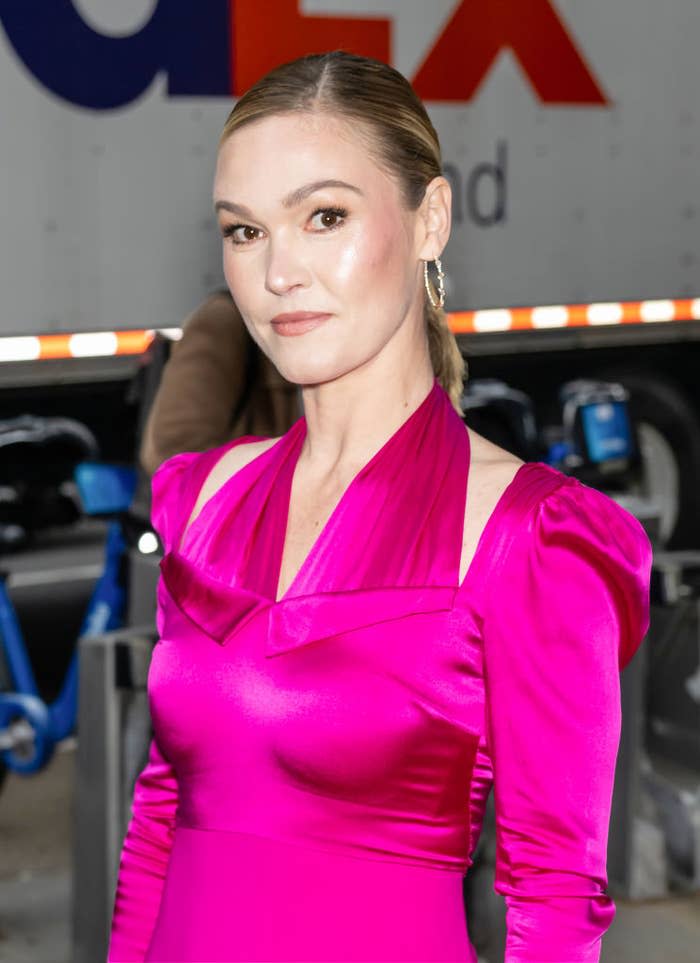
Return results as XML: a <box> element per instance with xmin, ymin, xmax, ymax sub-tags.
<box><xmin>214</xmin><ymin>179</ymin><xmax>363</xmax><ymax>218</ymax></box>
<box><xmin>281</xmin><ymin>179</ymin><xmax>363</xmax><ymax>207</ymax></box>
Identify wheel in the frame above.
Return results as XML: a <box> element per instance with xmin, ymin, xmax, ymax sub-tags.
<box><xmin>600</xmin><ymin>372</ymin><xmax>700</xmax><ymax>548</ymax></box>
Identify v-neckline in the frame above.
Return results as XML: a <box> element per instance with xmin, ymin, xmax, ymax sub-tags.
<box><xmin>272</xmin><ymin>381</ymin><xmax>440</xmax><ymax>604</ymax></box>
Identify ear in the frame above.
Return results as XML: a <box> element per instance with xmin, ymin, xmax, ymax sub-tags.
<box><xmin>416</xmin><ymin>176</ymin><xmax>452</xmax><ymax>261</ymax></box>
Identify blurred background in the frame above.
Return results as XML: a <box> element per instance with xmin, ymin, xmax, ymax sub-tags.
<box><xmin>0</xmin><ymin>2</ymin><xmax>699</xmax><ymax>961</ymax></box>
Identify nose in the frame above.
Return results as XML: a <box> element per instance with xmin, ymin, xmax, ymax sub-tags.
<box><xmin>264</xmin><ymin>234</ymin><xmax>312</xmax><ymax>296</ymax></box>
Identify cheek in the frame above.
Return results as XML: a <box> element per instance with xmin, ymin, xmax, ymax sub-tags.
<box><xmin>222</xmin><ymin>250</ymin><xmax>257</xmax><ymax>311</ymax></box>
<box><xmin>330</xmin><ymin>220</ymin><xmax>407</xmax><ymax>296</ymax></box>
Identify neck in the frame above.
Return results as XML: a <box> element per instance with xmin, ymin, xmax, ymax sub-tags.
<box><xmin>298</xmin><ymin>354</ymin><xmax>435</xmax><ymax>482</ymax></box>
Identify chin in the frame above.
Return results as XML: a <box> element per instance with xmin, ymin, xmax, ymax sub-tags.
<box><xmin>272</xmin><ymin>350</ymin><xmax>360</xmax><ymax>389</ymax></box>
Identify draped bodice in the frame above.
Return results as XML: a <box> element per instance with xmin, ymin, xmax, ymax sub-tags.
<box><xmin>159</xmin><ymin>380</ymin><xmax>472</xmax><ymax>648</ymax></box>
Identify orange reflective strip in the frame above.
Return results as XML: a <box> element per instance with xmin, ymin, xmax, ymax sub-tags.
<box><xmin>621</xmin><ymin>302</ymin><xmax>642</xmax><ymax>323</ymax></box>
<box><xmin>33</xmin><ymin>331</ymin><xmax>154</xmax><ymax>360</ymax></box>
<box><xmin>565</xmin><ymin>304</ymin><xmax>589</xmax><ymax>326</ymax></box>
<box><xmin>114</xmin><ymin>330</ymin><xmax>155</xmax><ymax>355</ymax></box>
<box><xmin>38</xmin><ymin>335</ymin><xmax>73</xmax><ymax>359</ymax></box>
<box><xmin>446</xmin><ymin>297</ymin><xmax>700</xmax><ymax>333</ymax></box>
<box><xmin>509</xmin><ymin>308</ymin><xmax>533</xmax><ymax>330</ymax></box>
<box><xmin>1</xmin><ymin>299</ymin><xmax>699</xmax><ymax>363</ymax></box>
<box><xmin>672</xmin><ymin>298</ymin><xmax>696</xmax><ymax>321</ymax></box>
<box><xmin>446</xmin><ymin>312</ymin><xmax>474</xmax><ymax>334</ymax></box>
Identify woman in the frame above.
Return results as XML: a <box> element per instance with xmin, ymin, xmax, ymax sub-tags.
<box><xmin>108</xmin><ymin>52</ymin><xmax>651</xmax><ymax>962</ymax></box>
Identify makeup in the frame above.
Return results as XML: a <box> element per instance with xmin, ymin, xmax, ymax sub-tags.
<box><xmin>270</xmin><ymin>312</ymin><xmax>332</xmax><ymax>337</ymax></box>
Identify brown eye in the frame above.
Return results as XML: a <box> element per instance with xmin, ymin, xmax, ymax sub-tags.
<box><xmin>225</xmin><ymin>224</ymin><xmax>262</xmax><ymax>245</ymax></box>
<box><xmin>310</xmin><ymin>207</ymin><xmax>348</xmax><ymax>231</ymax></box>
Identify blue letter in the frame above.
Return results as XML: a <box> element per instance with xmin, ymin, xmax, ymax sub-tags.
<box><xmin>0</xmin><ymin>0</ymin><xmax>230</xmax><ymax>110</ymax></box>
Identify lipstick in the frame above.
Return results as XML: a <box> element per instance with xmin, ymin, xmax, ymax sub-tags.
<box><xmin>270</xmin><ymin>312</ymin><xmax>331</xmax><ymax>337</ymax></box>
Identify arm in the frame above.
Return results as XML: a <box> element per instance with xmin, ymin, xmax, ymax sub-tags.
<box><xmin>108</xmin><ymin>453</ymin><xmax>197</xmax><ymax>960</ymax></box>
<box><xmin>140</xmin><ymin>292</ymin><xmax>249</xmax><ymax>476</ymax></box>
<box><xmin>483</xmin><ymin>479</ymin><xmax>651</xmax><ymax>962</ymax></box>
<box><xmin>107</xmin><ymin>738</ymin><xmax>178</xmax><ymax>962</ymax></box>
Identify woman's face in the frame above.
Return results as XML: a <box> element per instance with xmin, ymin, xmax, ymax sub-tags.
<box><xmin>213</xmin><ymin>112</ymin><xmax>429</xmax><ymax>386</ymax></box>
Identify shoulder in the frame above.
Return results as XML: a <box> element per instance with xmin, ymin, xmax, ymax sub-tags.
<box><xmin>461</xmin><ymin>427</ymin><xmax>524</xmax><ymax>575</ymax></box>
<box><xmin>151</xmin><ymin>436</ymin><xmax>280</xmax><ymax>552</ymax></box>
<box><xmin>465</xmin><ymin>426</ymin><xmax>524</xmax><ymax>508</ymax></box>
<box><xmin>468</xmin><ymin>431</ymin><xmax>650</xmax><ymax>568</ymax></box>
<box><xmin>479</xmin><ymin>455</ymin><xmax>652</xmax><ymax>669</ymax></box>
<box><xmin>190</xmin><ymin>437</ymin><xmax>280</xmax><ymax>519</ymax></box>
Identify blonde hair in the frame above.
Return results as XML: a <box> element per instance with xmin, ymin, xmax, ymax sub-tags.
<box><xmin>220</xmin><ymin>51</ymin><xmax>466</xmax><ymax>411</ymax></box>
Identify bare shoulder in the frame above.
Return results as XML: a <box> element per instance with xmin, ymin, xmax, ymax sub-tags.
<box><xmin>460</xmin><ymin>426</ymin><xmax>524</xmax><ymax>582</ymax></box>
<box><xmin>187</xmin><ymin>437</ymin><xmax>280</xmax><ymax>529</ymax></box>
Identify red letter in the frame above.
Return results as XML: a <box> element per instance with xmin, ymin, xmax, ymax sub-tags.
<box><xmin>231</xmin><ymin>0</ymin><xmax>391</xmax><ymax>95</ymax></box>
<box><xmin>413</xmin><ymin>0</ymin><xmax>607</xmax><ymax>105</ymax></box>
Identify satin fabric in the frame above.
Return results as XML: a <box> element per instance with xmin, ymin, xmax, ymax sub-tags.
<box><xmin>108</xmin><ymin>381</ymin><xmax>652</xmax><ymax>962</ymax></box>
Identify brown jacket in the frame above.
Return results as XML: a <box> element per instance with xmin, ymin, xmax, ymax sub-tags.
<box><xmin>140</xmin><ymin>292</ymin><xmax>300</xmax><ymax>476</ymax></box>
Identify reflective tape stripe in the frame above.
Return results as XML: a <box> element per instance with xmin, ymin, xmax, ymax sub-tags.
<box><xmin>0</xmin><ymin>298</ymin><xmax>698</xmax><ymax>361</ymax></box>
<box><xmin>640</xmin><ymin>300</ymin><xmax>675</xmax><ymax>323</ymax></box>
<box><xmin>587</xmin><ymin>303</ymin><xmax>624</xmax><ymax>325</ymax></box>
<box><xmin>0</xmin><ymin>329</ymin><xmax>157</xmax><ymax>361</ymax></box>
<box><xmin>531</xmin><ymin>305</ymin><xmax>569</xmax><ymax>329</ymax></box>
<box><xmin>448</xmin><ymin>297</ymin><xmax>700</xmax><ymax>334</ymax></box>
<box><xmin>0</xmin><ymin>337</ymin><xmax>42</xmax><ymax>362</ymax></box>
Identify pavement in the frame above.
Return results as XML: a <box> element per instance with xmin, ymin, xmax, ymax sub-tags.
<box><xmin>0</xmin><ymin>742</ymin><xmax>73</xmax><ymax>963</ymax></box>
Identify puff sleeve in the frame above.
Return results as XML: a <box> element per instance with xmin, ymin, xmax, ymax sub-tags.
<box><xmin>108</xmin><ymin>452</ymin><xmax>197</xmax><ymax>961</ymax></box>
<box><xmin>483</xmin><ymin>476</ymin><xmax>652</xmax><ymax>962</ymax></box>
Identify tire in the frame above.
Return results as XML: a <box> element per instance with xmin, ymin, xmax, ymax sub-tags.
<box><xmin>599</xmin><ymin>371</ymin><xmax>700</xmax><ymax>549</ymax></box>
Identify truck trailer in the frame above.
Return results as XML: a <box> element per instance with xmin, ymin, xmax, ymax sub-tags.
<box><xmin>0</xmin><ymin>0</ymin><xmax>699</xmax><ymax>545</ymax></box>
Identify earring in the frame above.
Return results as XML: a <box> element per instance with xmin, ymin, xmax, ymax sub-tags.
<box><xmin>423</xmin><ymin>256</ymin><xmax>446</xmax><ymax>310</ymax></box>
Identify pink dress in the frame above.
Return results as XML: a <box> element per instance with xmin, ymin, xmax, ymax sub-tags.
<box><xmin>108</xmin><ymin>381</ymin><xmax>651</xmax><ymax>962</ymax></box>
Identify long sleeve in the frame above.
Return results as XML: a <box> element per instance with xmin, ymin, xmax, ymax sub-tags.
<box><xmin>108</xmin><ymin>453</ymin><xmax>198</xmax><ymax>961</ymax></box>
<box><xmin>139</xmin><ymin>292</ymin><xmax>249</xmax><ymax>476</ymax></box>
<box><xmin>482</xmin><ymin>477</ymin><xmax>652</xmax><ymax>962</ymax></box>
<box><xmin>107</xmin><ymin>739</ymin><xmax>179</xmax><ymax>962</ymax></box>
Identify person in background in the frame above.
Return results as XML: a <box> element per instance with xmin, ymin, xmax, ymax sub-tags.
<box><xmin>139</xmin><ymin>290</ymin><xmax>300</xmax><ymax>476</ymax></box>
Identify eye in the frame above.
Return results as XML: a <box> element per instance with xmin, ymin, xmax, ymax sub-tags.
<box><xmin>309</xmin><ymin>207</ymin><xmax>348</xmax><ymax>231</ymax></box>
<box><xmin>222</xmin><ymin>224</ymin><xmax>262</xmax><ymax>245</ymax></box>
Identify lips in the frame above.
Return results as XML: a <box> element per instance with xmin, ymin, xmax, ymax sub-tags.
<box><xmin>270</xmin><ymin>312</ymin><xmax>331</xmax><ymax>337</ymax></box>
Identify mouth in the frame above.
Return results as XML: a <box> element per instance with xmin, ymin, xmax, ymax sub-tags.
<box><xmin>270</xmin><ymin>312</ymin><xmax>332</xmax><ymax>337</ymax></box>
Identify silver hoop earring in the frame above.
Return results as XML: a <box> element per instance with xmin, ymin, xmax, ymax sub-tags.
<box><xmin>423</xmin><ymin>256</ymin><xmax>446</xmax><ymax>310</ymax></box>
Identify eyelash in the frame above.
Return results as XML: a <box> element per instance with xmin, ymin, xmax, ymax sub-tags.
<box><xmin>222</xmin><ymin>206</ymin><xmax>349</xmax><ymax>246</ymax></box>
